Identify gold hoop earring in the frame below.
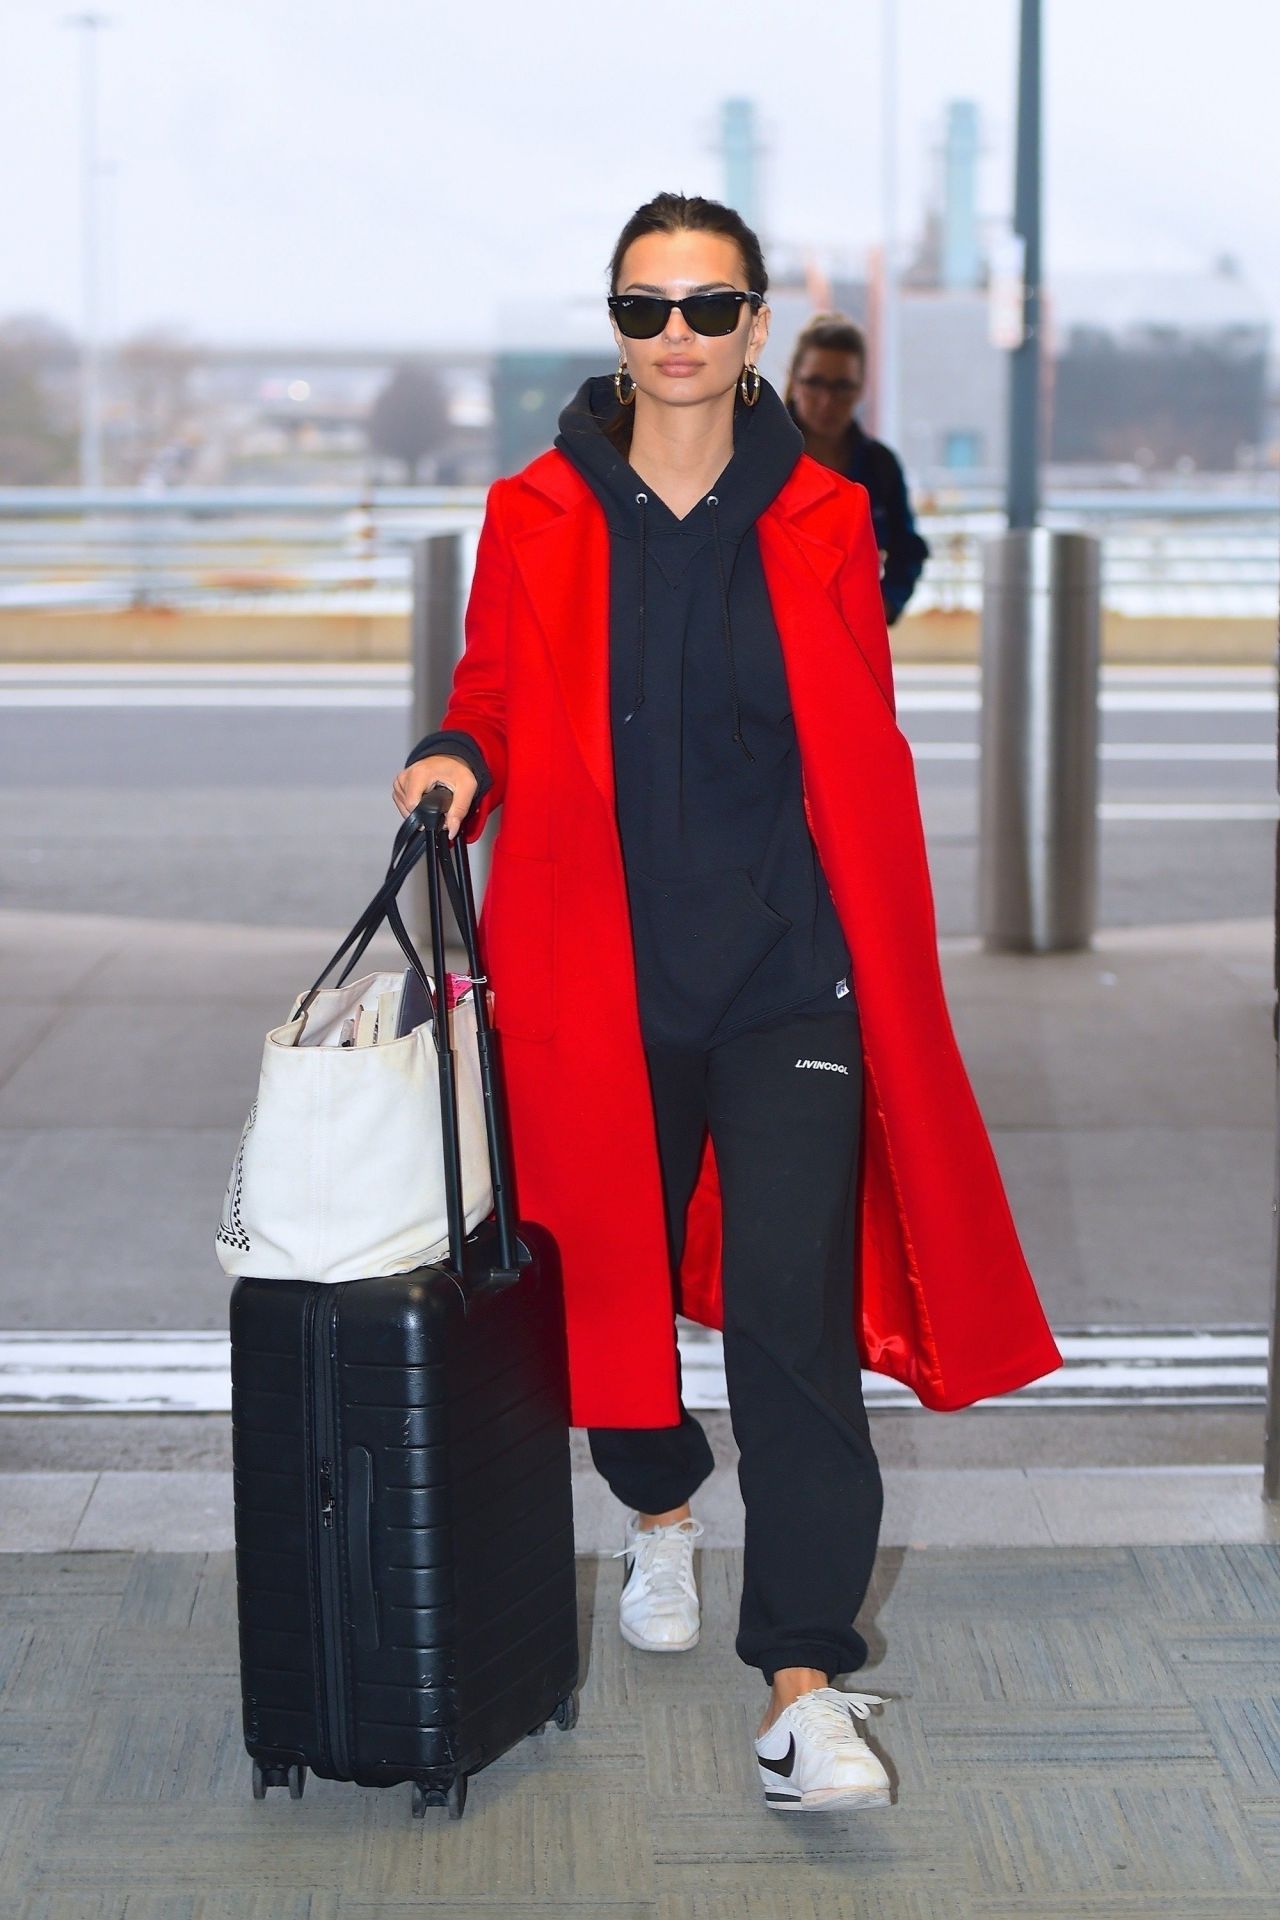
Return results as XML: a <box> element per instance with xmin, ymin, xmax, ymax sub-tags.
<box><xmin>739</xmin><ymin>362</ymin><xmax>761</xmax><ymax>407</ymax></box>
<box><xmin>614</xmin><ymin>358</ymin><xmax>636</xmax><ymax>406</ymax></box>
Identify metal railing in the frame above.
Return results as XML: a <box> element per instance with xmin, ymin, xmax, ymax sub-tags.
<box><xmin>0</xmin><ymin>487</ymin><xmax>1275</xmax><ymax>618</ymax></box>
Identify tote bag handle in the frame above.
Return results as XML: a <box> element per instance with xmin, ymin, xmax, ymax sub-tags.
<box><xmin>297</xmin><ymin>814</ymin><xmax>439</xmax><ymax>1017</ymax></box>
<box><xmin>292</xmin><ymin>785</ymin><xmax>517</xmax><ymax>1282</ymax></box>
<box><xmin>407</xmin><ymin>788</ymin><xmax>519</xmax><ymax>1282</ymax></box>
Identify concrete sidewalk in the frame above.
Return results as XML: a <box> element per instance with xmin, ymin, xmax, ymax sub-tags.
<box><xmin>0</xmin><ymin>903</ymin><xmax>1271</xmax><ymax>1338</ymax></box>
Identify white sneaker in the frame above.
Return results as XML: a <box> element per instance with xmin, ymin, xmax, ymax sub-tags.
<box><xmin>613</xmin><ymin>1512</ymin><xmax>704</xmax><ymax>1653</ymax></box>
<box><xmin>754</xmin><ymin>1686</ymin><xmax>892</xmax><ymax>1811</ymax></box>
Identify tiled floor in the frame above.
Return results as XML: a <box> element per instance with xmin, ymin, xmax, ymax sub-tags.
<box><xmin>2</xmin><ymin>1543</ymin><xmax>1279</xmax><ymax>1915</ymax></box>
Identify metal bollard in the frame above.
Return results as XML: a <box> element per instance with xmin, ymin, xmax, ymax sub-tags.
<box><xmin>978</xmin><ymin>528</ymin><xmax>1102</xmax><ymax>952</ymax></box>
<box><xmin>409</xmin><ymin>533</ymin><xmax>492</xmax><ymax>950</ymax></box>
<box><xmin>1265</xmin><ymin>675</ymin><xmax>1280</xmax><ymax>1501</ymax></box>
<box><xmin>1266</xmin><ymin>1036</ymin><xmax>1280</xmax><ymax>1500</ymax></box>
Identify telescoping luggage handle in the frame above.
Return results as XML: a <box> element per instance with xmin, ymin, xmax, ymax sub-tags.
<box><xmin>294</xmin><ymin>783</ymin><xmax>520</xmax><ymax>1285</ymax></box>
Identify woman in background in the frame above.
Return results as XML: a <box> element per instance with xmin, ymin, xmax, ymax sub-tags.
<box><xmin>785</xmin><ymin>312</ymin><xmax>930</xmax><ymax>625</ymax></box>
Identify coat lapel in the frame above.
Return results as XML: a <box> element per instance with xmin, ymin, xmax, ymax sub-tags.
<box><xmin>765</xmin><ymin>459</ymin><xmax>848</xmax><ymax>591</ymax></box>
<box><xmin>508</xmin><ymin>456</ymin><xmax>616</xmax><ymax>814</ymax></box>
<box><xmin>505</xmin><ymin>448</ymin><xmax>868</xmax><ymax>817</ymax></box>
<box><xmin>762</xmin><ymin>462</ymin><xmax>901</xmax><ymax>729</ymax></box>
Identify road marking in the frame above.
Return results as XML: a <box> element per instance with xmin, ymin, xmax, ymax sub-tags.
<box><xmin>0</xmin><ymin>687</ymin><xmax>1275</xmax><ymax>717</ymax></box>
<box><xmin>910</xmin><ymin>742</ymin><xmax>1275</xmax><ymax>762</ymax></box>
<box><xmin>0</xmin><ymin>1327</ymin><xmax>1269</xmax><ymax>1413</ymax></box>
<box><xmin>0</xmin><ymin>665</ymin><xmax>408</xmax><ymax>708</ymax></box>
<box><xmin>674</xmin><ymin>1326</ymin><xmax>1272</xmax><ymax>1410</ymax></box>
<box><xmin>0</xmin><ymin>687</ymin><xmax>408</xmax><ymax>708</ymax></box>
<box><xmin>0</xmin><ymin>666</ymin><xmax>1274</xmax><ymax>715</ymax></box>
<box><xmin>1097</xmin><ymin>802</ymin><xmax>1278</xmax><ymax>821</ymax></box>
<box><xmin>0</xmin><ymin>663</ymin><xmax>409</xmax><ymax>681</ymax></box>
<box><xmin>893</xmin><ymin>691</ymin><xmax>1277</xmax><ymax>714</ymax></box>
<box><xmin>895</xmin><ymin>665</ymin><xmax>1278</xmax><ymax>683</ymax></box>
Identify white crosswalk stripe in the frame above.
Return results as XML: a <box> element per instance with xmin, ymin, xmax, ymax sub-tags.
<box><xmin>0</xmin><ymin>664</ymin><xmax>1275</xmax><ymax>714</ymax></box>
<box><xmin>0</xmin><ymin>1326</ymin><xmax>1269</xmax><ymax>1414</ymax></box>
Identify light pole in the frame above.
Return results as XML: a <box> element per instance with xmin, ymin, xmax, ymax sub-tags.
<box><xmin>64</xmin><ymin>12</ymin><xmax>111</xmax><ymax>492</ymax></box>
<box><xmin>1006</xmin><ymin>0</ymin><xmax>1042</xmax><ymax>530</ymax></box>
<box><xmin>878</xmin><ymin>0</ymin><xmax>900</xmax><ymax>449</ymax></box>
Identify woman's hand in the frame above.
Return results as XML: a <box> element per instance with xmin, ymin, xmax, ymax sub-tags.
<box><xmin>392</xmin><ymin>754</ymin><xmax>478</xmax><ymax>841</ymax></box>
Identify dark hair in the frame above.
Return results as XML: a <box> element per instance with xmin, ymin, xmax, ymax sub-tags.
<box><xmin>601</xmin><ymin>191</ymin><xmax>769</xmax><ymax>455</ymax></box>
<box><xmin>784</xmin><ymin>312</ymin><xmax>867</xmax><ymax>408</ymax></box>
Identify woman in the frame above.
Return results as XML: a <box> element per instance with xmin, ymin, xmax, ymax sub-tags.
<box><xmin>785</xmin><ymin>312</ymin><xmax>930</xmax><ymax>625</ymax></box>
<box><xmin>393</xmin><ymin>192</ymin><xmax>1061</xmax><ymax>1815</ymax></box>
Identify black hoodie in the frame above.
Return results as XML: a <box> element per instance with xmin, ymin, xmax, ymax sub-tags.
<box><xmin>409</xmin><ymin>371</ymin><xmax>854</xmax><ymax>1049</ymax></box>
<box><xmin>554</xmin><ymin>371</ymin><xmax>853</xmax><ymax>1048</ymax></box>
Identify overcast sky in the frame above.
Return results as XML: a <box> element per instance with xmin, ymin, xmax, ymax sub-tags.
<box><xmin>3</xmin><ymin>0</ymin><xmax>1278</xmax><ymax>351</ymax></box>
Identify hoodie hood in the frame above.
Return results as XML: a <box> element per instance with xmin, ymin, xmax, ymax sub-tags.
<box><xmin>554</xmin><ymin>369</ymin><xmax>802</xmax><ymax>537</ymax></box>
<box><xmin>554</xmin><ymin>372</ymin><xmax>803</xmax><ymax>755</ymax></box>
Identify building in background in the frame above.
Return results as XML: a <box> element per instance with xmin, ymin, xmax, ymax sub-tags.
<box><xmin>2</xmin><ymin>96</ymin><xmax>1272</xmax><ymax>492</ymax></box>
<box><xmin>819</xmin><ymin>97</ymin><xmax>1270</xmax><ymax>491</ymax></box>
<box><xmin>1048</xmin><ymin>262</ymin><xmax>1270</xmax><ymax>472</ymax></box>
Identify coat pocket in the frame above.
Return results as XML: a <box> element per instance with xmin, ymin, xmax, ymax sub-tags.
<box><xmin>624</xmin><ymin>865</ymin><xmax>792</xmax><ymax>1041</ymax></box>
<box><xmin>484</xmin><ymin>849</ymin><xmax>556</xmax><ymax>1042</ymax></box>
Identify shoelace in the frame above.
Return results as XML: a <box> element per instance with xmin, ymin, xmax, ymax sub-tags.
<box><xmin>783</xmin><ymin>1687</ymin><xmax>888</xmax><ymax>1750</ymax></box>
<box><xmin>613</xmin><ymin>1517</ymin><xmax>705</xmax><ymax>1606</ymax></box>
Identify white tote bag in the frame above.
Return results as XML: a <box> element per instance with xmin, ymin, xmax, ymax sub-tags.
<box><xmin>216</xmin><ymin>802</ymin><xmax>494</xmax><ymax>1282</ymax></box>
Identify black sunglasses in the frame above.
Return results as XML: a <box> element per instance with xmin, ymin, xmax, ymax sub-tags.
<box><xmin>794</xmin><ymin>374</ymin><xmax>862</xmax><ymax>398</ymax></box>
<box><xmin>608</xmin><ymin>290</ymin><xmax>763</xmax><ymax>339</ymax></box>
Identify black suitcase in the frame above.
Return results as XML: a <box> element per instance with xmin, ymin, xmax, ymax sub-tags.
<box><xmin>229</xmin><ymin>789</ymin><xmax>580</xmax><ymax>1821</ymax></box>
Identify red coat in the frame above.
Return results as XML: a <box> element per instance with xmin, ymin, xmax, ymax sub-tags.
<box><xmin>444</xmin><ymin>445</ymin><xmax>1063</xmax><ymax>1427</ymax></box>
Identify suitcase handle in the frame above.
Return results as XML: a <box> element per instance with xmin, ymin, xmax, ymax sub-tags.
<box><xmin>347</xmin><ymin>1445</ymin><xmax>381</xmax><ymax>1652</ymax></box>
<box><xmin>406</xmin><ymin>786</ymin><xmax>520</xmax><ymax>1281</ymax></box>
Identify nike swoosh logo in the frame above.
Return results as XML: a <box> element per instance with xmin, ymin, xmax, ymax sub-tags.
<box><xmin>757</xmin><ymin>1734</ymin><xmax>797</xmax><ymax>1778</ymax></box>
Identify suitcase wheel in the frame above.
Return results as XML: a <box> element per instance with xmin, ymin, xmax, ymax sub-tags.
<box><xmin>553</xmin><ymin>1693</ymin><xmax>579</xmax><ymax>1732</ymax></box>
<box><xmin>411</xmin><ymin>1775</ymin><xmax>467</xmax><ymax>1821</ymax></box>
<box><xmin>251</xmin><ymin>1759</ymin><xmax>307</xmax><ymax>1801</ymax></box>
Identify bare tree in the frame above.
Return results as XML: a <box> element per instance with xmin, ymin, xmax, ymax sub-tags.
<box><xmin>367</xmin><ymin>361</ymin><xmax>450</xmax><ymax>482</ymax></box>
<box><xmin>0</xmin><ymin>314</ymin><xmax>78</xmax><ymax>484</ymax></box>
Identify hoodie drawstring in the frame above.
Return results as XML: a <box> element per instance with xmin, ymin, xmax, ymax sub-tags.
<box><xmin>625</xmin><ymin>488</ymin><xmax>754</xmax><ymax>762</ymax></box>
<box><xmin>624</xmin><ymin>490</ymin><xmax>648</xmax><ymax>724</ymax></box>
<box><xmin>707</xmin><ymin>495</ymin><xmax>755</xmax><ymax>762</ymax></box>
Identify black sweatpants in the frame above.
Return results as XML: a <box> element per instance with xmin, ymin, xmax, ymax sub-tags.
<box><xmin>587</xmin><ymin>1001</ymin><xmax>884</xmax><ymax>1685</ymax></box>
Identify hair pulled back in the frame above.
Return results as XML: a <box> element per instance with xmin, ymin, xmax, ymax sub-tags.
<box><xmin>601</xmin><ymin>191</ymin><xmax>768</xmax><ymax>455</ymax></box>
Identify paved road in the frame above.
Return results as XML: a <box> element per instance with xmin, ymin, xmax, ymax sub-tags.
<box><xmin>0</xmin><ymin>664</ymin><xmax>1274</xmax><ymax>936</ymax></box>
